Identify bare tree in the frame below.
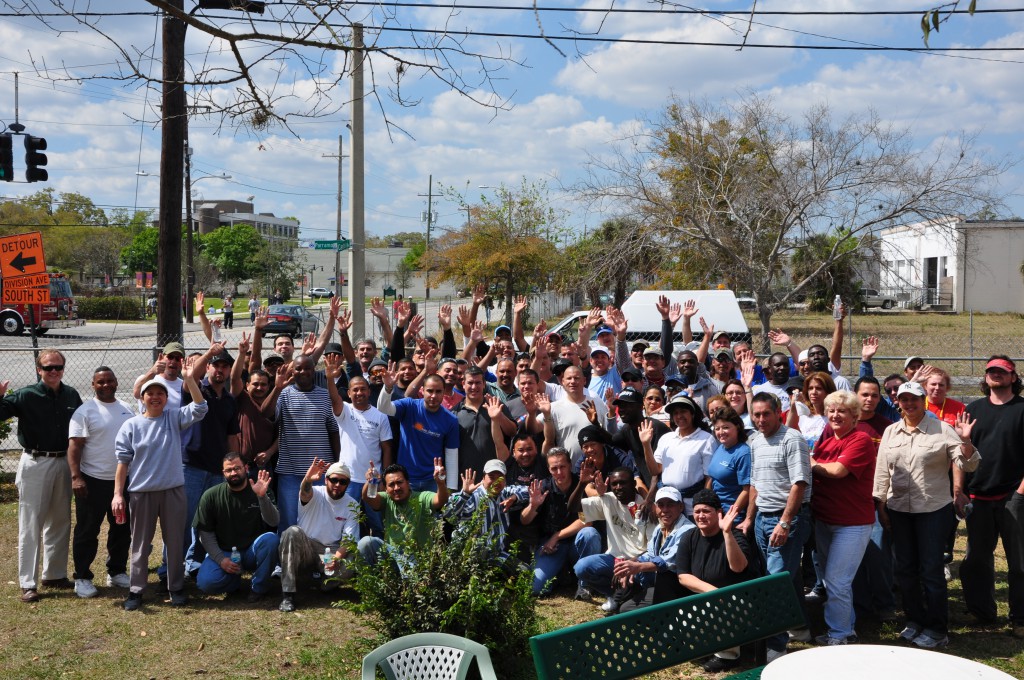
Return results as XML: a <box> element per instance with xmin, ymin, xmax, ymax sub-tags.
<box><xmin>8</xmin><ymin>1</ymin><xmax>529</xmax><ymax>134</ymax></box>
<box><xmin>577</xmin><ymin>94</ymin><xmax>1010</xmax><ymax>349</ymax></box>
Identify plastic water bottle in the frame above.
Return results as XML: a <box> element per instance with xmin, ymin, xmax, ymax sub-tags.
<box><xmin>367</xmin><ymin>470</ymin><xmax>379</xmax><ymax>499</ymax></box>
<box><xmin>230</xmin><ymin>546</ymin><xmax>241</xmax><ymax>565</ymax></box>
<box><xmin>212</xmin><ymin>320</ymin><xmax>224</xmax><ymax>343</ymax></box>
<box><xmin>322</xmin><ymin>548</ymin><xmax>335</xmax><ymax>577</ymax></box>
<box><xmin>832</xmin><ymin>295</ymin><xmax>843</xmax><ymax>320</ymax></box>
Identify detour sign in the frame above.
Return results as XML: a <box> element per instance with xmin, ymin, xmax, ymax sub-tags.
<box><xmin>0</xmin><ymin>231</ymin><xmax>47</xmax><ymax>279</ymax></box>
<box><xmin>2</xmin><ymin>287</ymin><xmax>50</xmax><ymax>305</ymax></box>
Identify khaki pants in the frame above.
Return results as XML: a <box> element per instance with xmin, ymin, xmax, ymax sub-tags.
<box><xmin>16</xmin><ymin>453</ymin><xmax>72</xmax><ymax>589</ymax></box>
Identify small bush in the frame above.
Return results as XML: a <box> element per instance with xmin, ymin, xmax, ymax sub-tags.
<box><xmin>350</xmin><ymin>509</ymin><xmax>538</xmax><ymax>679</ymax></box>
<box><xmin>76</xmin><ymin>296</ymin><xmax>144</xmax><ymax>320</ymax></box>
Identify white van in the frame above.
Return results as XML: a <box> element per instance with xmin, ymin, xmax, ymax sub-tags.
<box><xmin>531</xmin><ymin>290</ymin><xmax>751</xmax><ymax>350</ymax></box>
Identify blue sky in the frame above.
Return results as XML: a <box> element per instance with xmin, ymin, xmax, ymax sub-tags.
<box><xmin>1</xmin><ymin>1</ymin><xmax>1023</xmax><ymax>243</ymax></box>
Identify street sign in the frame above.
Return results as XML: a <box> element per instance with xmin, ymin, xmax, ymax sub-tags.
<box><xmin>313</xmin><ymin>239</ymin><xmax>352</xmax><ymax>251</ymax></box>
<box><xmin>4</xmin><ymin>272</ymin><xmax>50</xmax><ymax>289</ymax></box>
<box><xmin>2</xmin><ymin>286</ymin><xmax>49</xmax><ymax>304</ymax></box>
<box><xmin>0</xmin><ymin>231</ymin><xmax>47</xmax><ymax>278</ymax></box>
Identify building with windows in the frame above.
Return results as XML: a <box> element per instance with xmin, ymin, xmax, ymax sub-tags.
<box><xmin>877</xmin><ymin>217</ymin><xmax>1024</xmax><ymax>313</ymax></box>
<box><xmin>193</xmin><ymin>199</ymin><xmax>299</xmax><ymax>246</ymax></box>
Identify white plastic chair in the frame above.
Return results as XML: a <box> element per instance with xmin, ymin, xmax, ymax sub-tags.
<box><xmin>361</xmin><ymin>632</ymin><xmax>498</xmax><ymax>680</ymax></box>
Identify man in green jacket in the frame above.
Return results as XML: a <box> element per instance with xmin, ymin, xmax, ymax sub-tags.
<box><xmin>0</xmin><ymin>348</ymin><xmax>83</xmax><ymax>603</ymax></box>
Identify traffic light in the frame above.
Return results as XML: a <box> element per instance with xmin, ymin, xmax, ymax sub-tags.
<box><xmin>24</xmin><ymin>135</ymin><xmax>47</xmax><ymax>183</ymax></box>
<box><xmin>0</xmin><ymin>133</ymin><xmax>12</xmax><ymax>182</ymax></box>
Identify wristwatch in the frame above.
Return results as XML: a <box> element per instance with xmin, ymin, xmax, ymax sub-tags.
<box><xmin>778</xmin><ymin>520</ymin><xmax>791</xmax><ymax>531</ymax></box>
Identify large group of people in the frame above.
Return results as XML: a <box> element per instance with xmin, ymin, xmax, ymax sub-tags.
<box><xmin>5</xmin><ymin>288</ymin><xmax>1023</xmax><ymax>670</ymax></box>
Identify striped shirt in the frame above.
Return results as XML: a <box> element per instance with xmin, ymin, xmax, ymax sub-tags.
<box><xmin>275</xmin><ymin>385</ymin><xmax>339</xmax><ymax>475</ymax></box>
<box><xmin>749</xmin><ymin>424</ymin><xmax>812</xmax><ymax>513</ymax></box>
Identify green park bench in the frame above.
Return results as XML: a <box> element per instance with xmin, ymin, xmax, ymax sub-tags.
<box><xmin>529</xmin><ymin>572</ymin><xmax>804</xmax><ymax>680</ymax></box>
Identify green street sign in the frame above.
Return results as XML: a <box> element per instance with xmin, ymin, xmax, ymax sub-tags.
<box><xmin>313</xmin><ymin>239</ymin><xmax>352</xmax><ymax>251</ymax></box>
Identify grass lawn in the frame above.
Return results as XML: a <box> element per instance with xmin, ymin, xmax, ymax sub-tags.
<box><xmin>1</xmin><ymin>476</ymin><xmax>1022</xmax><ymax>679</ymax></box>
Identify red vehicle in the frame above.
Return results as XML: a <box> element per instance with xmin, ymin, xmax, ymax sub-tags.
<box><xmin>0</xmin><ymin>272</ymin><xmax>86</xmax><ymax>335</ymax></box>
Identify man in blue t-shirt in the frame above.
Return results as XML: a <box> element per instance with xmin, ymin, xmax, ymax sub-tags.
<box><xmin>377</xmin><ymin>369</ymin><xmax>459</xmax><ymax>491</ymax></box>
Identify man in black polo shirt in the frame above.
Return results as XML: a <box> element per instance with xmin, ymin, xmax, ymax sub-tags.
<box><xmin>610</xmin><ymin>387</ymin><xmax>670</xmax><ymax>490</ymax></box>
<box><xmin>182</xmin><ymin>347</ymin><xmax>241</xmax><ymax>578</ymax></box>
<box><xmin>520</xmin><ymin>447</ymin><xmax>600</xmax><ymax>596</ymax></box>
<box><xmin>0</xmin><ymin>348</ymin><xmax>83</xmax><ymax>603</ymax></box>
<box><xmin>506</xmin><ymin>431</ymin><xmax>551</xmax><ymax>556</ymax></box>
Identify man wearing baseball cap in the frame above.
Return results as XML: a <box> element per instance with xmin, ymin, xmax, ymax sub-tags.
<box><xmin>588</xmin><ymin>346</ymin><xmax>622</xmax><ymax>404</ymax></box>
<box><xmin>443</xmin><ymin>459</ymin><xmax>528</xmax><ymax>563</ymax></box>
<box><xmin>610</xmin><ymin>387</ymin><xmax>671</xmax><ymax>490</ymax></box>
<box><xmin>278</xmin><ymin>458</ymin><xmax>360</xmax><ymax>612</ymax></box>
<box><xmin>131</xmin><ymin>340</ymin><xmax>187</xmax><ymax>409</ymax></box>
<box><xmin>573</xmin><ymin>425</ymin><xmax>642</xmax><ymax>492</ymax></box>
<box><xmin>959</xmin><ymin>355</ymin><xmax>1024</xmax><ymax>636</ymax></box>
<box><xmin>608</xmin><ymin>485</ymin><xmax>695</xmax><ymax>614</ymax></box>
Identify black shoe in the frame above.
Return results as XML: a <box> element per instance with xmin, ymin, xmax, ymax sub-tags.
<box><xmin>279</xmin><ymin>594</ymin><xmax>296</xmax><ymax>613</ymax></box>
<box><xmin>41</xmin><ymin>577</ymin><xmax>74</xmax><ymax>589</ymax></box>
<box><xmin>574</xmin><ymin>583</ymin><xmax>594</xmax><ymax>601</ymax></box>
<box><xmin>124</xmin><ymin>592</ymin><xmax>143</xmax><ymax>612</ymax></box>
<box><xmin>156</xmin><ymin>576</ymin><xmax>169</xmax><ymax>594</ymax></box>
<box><xmin>169</xmin><ymin>590</ymin><xmax>189</xmax><ymax>607</ymax></box>
<box><xmin>246</xmin><ymin>589</ymin><xmax>265</xmax><ymax>604</ymax></box>
<box><xmin>702</xmin><ymin>656</ymin><xmax>740</xmax><ymax>673</ymax></box>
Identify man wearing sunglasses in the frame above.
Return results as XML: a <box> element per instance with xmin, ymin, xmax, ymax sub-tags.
<box><xmin>957</xmin><ymin>356</ymin><xmax>1024</xmax><ymax>637</ymax></box>
<box><xmin>278</xmin><ymin>459</ymin><xmax>359</xmax><ymax>612</ymax></box>
<box><xmin>1</xmin><ymin>349</ymin><xmax>83</xmax><ymax>603</ymax></box>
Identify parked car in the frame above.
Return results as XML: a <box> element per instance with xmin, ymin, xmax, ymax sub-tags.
<box><xmin>308</xmin><ymin>287</ymin><xmax>334</xmax><ymax>299</ymax></box>
<box><xmin>861</xmin><ymin>288</ymin><xmax>898</xmax><ymax>310</ymax></box>
<box><xmin>262</xmin><ymin>305</ymin><xmax>320</xmax><ymax>337</ymax></box>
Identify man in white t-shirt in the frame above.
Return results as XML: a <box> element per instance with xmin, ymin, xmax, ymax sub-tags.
<box><xmin>753</xmin><ymin>353</ymin><xmax>793</xmax><ymax>412</ymax></box>
<box><xmin>68</xmin><ymin>367</ymin><xmax>137</xmax><ymax>598</ymax></box>
<box><xmin>131</xmin><ymin>341</ymin><xmax>186</xmax><ymax>411</ymax></box>
<box><xmin>278</xmin><ymin>459</ymin><xmax>360</xmax><ymax>613</ymax></box>
<box><xmin>333</xmin><ymin>375</ymin><xmax>393</xmax><ymax>537</ymax></box>
<box><xmin>550</xmin><ymin>365</ymin><xmax>608</xmax><ymax>464</ymax></box>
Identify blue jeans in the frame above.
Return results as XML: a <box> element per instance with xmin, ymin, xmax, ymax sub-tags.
<box><xmin>815</xmin><ymin>520</ymin><xmax>873</xmax><ymax>640</ymax></box>
<box><xmin>409</xmin><ymin>477</ymin><xmax>438</xmax><ymax>493</ymax></box>
<box><xmin>889</xmin><ymin>504</ymin><xmax>950</xmax><ymax>635</ymax></box>
<box><xmin>852</xmin><ymin>512</ymin><xmax>896</xmax><ymax>616</ymax></box>
<box><xmin>755</xmin><ymin>505</ymin><xmax>812</xmax><ymax>648</ymax></box>
<box><xmin>276</xmin><ymin>473</ymin><xmax>323</xmax><ymax>533</ymax></box>
<box><xmin>533</xmin><ymin>527</ymin><xmax>601</xmax><ymax>595</ymax></box>
<box><xmin>182</xmin><ymin>466</ymin><xmax>224</xmax><ymax>575</ymax></box>
<box><xmin>574</xmin><ymin>552</ymin><xmax>657</xmax><ymax>597</ymax></box>
<box><xmin>196</xmin><ymin>532</ymin><xmax>280</xmax><ymax>595</ymax></box>
<box><xmin>346</xmin><ymin>481</ymin><xmax>384</xmax><ymax>538</ymax></box>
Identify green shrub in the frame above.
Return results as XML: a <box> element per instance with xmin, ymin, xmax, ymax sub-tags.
<box><xmin>76</xmin><ymin>296</ymin><xmax>144</xmax><ymax>320</ymax></box>
<box><xmin>349</xmin><ymin>509</ymin><xmax>538</xmax><ymax>679</ymax></box>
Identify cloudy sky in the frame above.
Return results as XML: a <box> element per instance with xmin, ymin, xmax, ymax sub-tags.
<box><xmin>1</xmin><ymin>1</ymin><xmax>1022</xmax><ymax>244</ymax></box>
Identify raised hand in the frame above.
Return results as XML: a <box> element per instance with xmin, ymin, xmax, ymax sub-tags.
<box><xmin>582</xmin><ymin>399</ymin><xmax>598</xmax><ymax>425</ymax></box>
<box><xmin>407</xmin><ymin>314</ymin><xmax>425</xmax><ymax>338</ymax></box>
<box><xmin>324</xmin><ymin>352</ymin><xmax>344</xmax><ymax>380</ymax></box>
<box><xmin>301</xmin><ymin>332</ymin><xmax>316</xmax><ymax>356</ymax></box>
<box><xmin>470</xmin><ymin>320</ymin><xmax>485</xmax><ymax>343</ymax></box>
<box><xmin>528</xmin><ymin>478</ymin><xmax>549</xmax><ymax>508</ymax></box>
<box><xmin>0</xmin><ymin>379</ymin><xmax>9</xmax><ymax>396</ymax></box>
<box><xmin>254</xmin><ymin>306</ymin><xmax>269</xmax><ymax>330</ymax></box>
<box><xmin>699</xmin><ymin>316</ymin><xmax>713</xmax><ymax>338</ymax></box>
<box><xmin>151</xmin><ymin>353</ymin><xmax>167</xmax><ymax>377</ymax></box>
<box><xmin>438</xmin><ymin>303</ymin><xmax>452</xmax><ymax>330</ymax></box>
<box><xmin>195</xmin><ymin>290</ymin><xmax>205</xmax><ymax>312</ymax></box>
<box><xmin>605</xmin><ymin>306</ymin><xmax>628</xmax><ymax>335</ymax></box>
<box><xmin>638</xmin><ymin>419</ymin><xmax>654</xmax><ymax>445</ymax></box>
<box><xmin>513</xmin><ymin>295</ymin><xmax>528</xmax><ymax>316</ymax></box>
<box><xmin>336</xmin><ymin>309</ymin><xmax>352</xmax><ymax>334</ymax></box>
<box><xmin>585</xmin><ymin>306</ymin><xmax>603</xmax><ymax>330</ymax></box>
<box><xmin>911</xmin><ymin>364</ymin><xmax>940</xmax><ymax>384</ymax></box>
<box><xmin>237</xmin><ymin>332</ymin><xmax>251</xmax><ymax>357</ymax></box>
<box><xmin>767</xmin><ymin>329</ymin><xmax>791</xmax><ymax>347</ymax></box>
<box><xmin>533</xmin><ymin>319</ymin><xmax>547</xmax><ymax>341</ymax></box>
<box><xmin>369</xmin><ymin>297</ymin><xmax>387</xmax><ymax>320</ymax></box>
<box><xmin>720</xmin><ymin>503</ymin><xmax>740</xmax><ymax>533</ymax></box>
<box><xmin>954</xmin><ymin>411</ymin><xmax>976</xmax><ymax>442</ymax></box>
<box><xmin>423</xmin><ymin>348</ymin><xmax>439</xmax><ymax>374</ymax></box>
<box><xmin>521</xmin><ymin>389</ymin><xmax>538</xmax><ymax>415</ymax></box>
<box><xmin>484</xmin><ymin>394</ymin><xmax>504</xmax><ymax>419</ymax></box>
<box><xmin>472</xmin><ymin>283</ymin><xmax>486</xmax><ymax>306</ymax></box>
<box><xmin>305</xmin><ymin>457</ymin><xmax>329</xmax><ymax>483</ymax></box>
<box><xmin>396</xmin><ymin>300</ymin><xmax>412</xmax><ymax>328</ymax></box>
<box><xmin>456</xmin><ymin>305</ymin><xmax>472</xmax><ymax>330</ymax></box>
<box><xmin>275</xmin><ymin>362</ymin><xmax>295</xmax><ymax>389</ymax></box>
<box><xmin>592</xmin><ymin>469</ymin><xmax>608</xmax><ymax>496</ymax></box>
<box><xmin>655</xmin><ymin>294</ymin><xmax>671</xmax><ymax>319</ymax></box>
<box><xmin>861</xmin><ymin>335</ymin><xmax>880</xmax><ymax>362</ymax></box>
<box><xmin>460</xmin><ymin>467</ymin><xmax>478</xmax><ymax>494</ymax></box>
<box><xmin>381</xmin><ymin>361</ymin><xmax>398</xmax><ymax>390</ymax></box>
<box><xmin>250</xmin><ymin>469</ymin><xmax>272</xmax><ymax>497</ymax></box>
<box><xmin>579</xmin><ymin>457</ymin><xmax>597</xmax><ymax>484</ymax></box>
<box><xmin>668</xmin><ymin>302</ymin><xmax>683</xmax><ymax>326</ymax></box>
<box><xmin>433</xmin><ymin>456</ymin><xmax>447</xmax><ymax>483</ymax></box>
<box><xmin>329</xmin><ymin>294</ymin><xmax>343</xmax><ymax>319</ymax></box>
<box><xmin>535</xmin><ymin>391</ymin><xmax>552</xmax><ymax>416</ymax></box>
<box><xmin>682</xmin><ymin>299</ymin><xmax>698</xmax><ymax>320</ymax></box>
<box><xmin>740</xmin><ymin>356</ymin><xmax>756</xmax><ymax>388</ymax></box>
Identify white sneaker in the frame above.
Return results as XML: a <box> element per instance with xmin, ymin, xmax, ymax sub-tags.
<box><xmin>766</xmin><ymin>647</ymin><xmax>787</xmax><ymax>663</ymax></box>
<box><xmin>106</xmin><ymin>573</ymin><xmax>131</xmax><ymax>588</ymax></box>
<box><xmin>75</xmin><ymin>579</ymin><xmax>98</xmax><ymax>598</ymax></box>
<box><xmin>912</xmin><ymin>631</ymin><xmax>949</xmax><ymax>649</ymax></box>
<box><xmin>272</xmin><ymin>565</ymin><xmax>282</xmax><ymax>579</ymax></box>
<box><xmin>788</xmin><ymin>627</ymin><xmax>812</xmax><ymax>642</ymax></box>
<box><xmin>600</xmin><ymin>597</ymin><xmax>617</xmax><ymax>612</ymax></box>
<box><xmin>944</xmin><ymin>564</ymin><xmax>952</xmax><ymax>581</ymax></box>
<box><xmin>899</xmin><ymin>624</ymin><xmax>922</xmax><ymax>642</ymax></box>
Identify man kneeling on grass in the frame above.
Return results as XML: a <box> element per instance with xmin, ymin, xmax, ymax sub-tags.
<box><xmin>443</xmin><ymin>459</ymin><xmax>529</xmax><ymax>569</ymax></box>
<box><xmin>193</xmin><ymin>452</ymin><xmax>279</xmax><ymax>603</ymax></box>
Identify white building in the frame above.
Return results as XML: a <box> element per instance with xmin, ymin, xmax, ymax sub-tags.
<box><xmin>878</xmin><ymin>217</ymin><xmax>1024</xmax><ymax>313</ymax></box>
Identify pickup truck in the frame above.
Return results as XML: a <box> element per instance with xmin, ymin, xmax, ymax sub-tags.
<box><xmin>861</xmin><ymin>288</ymin><xmax>897</xmax><ymax>309</ymax></box>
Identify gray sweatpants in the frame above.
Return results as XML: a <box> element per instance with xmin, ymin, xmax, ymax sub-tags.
<box><xmin>128</xmin><ymin>486</ymin><xmax>187</xmax><ymax>594</ymax></box>
<box><xmin>278</xmin><ymin>525</ymin><xmax>352</xmax><ymax>593</ymax></box>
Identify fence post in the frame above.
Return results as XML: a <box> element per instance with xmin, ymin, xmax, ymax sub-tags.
<box><xmin>970</xmin><ymin>309</ymin><xmax>974</xmax><ymax>376</ymax></box>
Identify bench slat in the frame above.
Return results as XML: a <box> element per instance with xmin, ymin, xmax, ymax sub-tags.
<box><xmin>530</xmin><ymin>572</ymin><xmax>803</xmax><ymax>680</ymax></box>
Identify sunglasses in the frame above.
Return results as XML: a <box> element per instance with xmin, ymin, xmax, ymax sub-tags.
<box><xmin>798</xmin><ymin>361</ymin><xmax>809</xmax><ymax>367</ymax></box>
<box><xmin>326</xmin><ymin>477</ymin><xmax>350</xmax><ymax>485</ymax></box>
<box><xmin>40</xmin><ymin>365</ymin><xmax>65</xmax><ymax>372</ymax></box>
<box><xmin>985</xmin><ymin>368</ymin><xmax>1010</xmax><ymax>375</ymax></box>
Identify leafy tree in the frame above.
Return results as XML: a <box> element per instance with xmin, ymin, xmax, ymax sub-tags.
<box><xmin>199</xmin><ymin>222</ymin><xmax>265</xmax><ymax>291</ymax></box>
<box><xmin>367</xmin><ymin>231</ymin><xmax>426</xmax><ymax>248</ymax></box>
<box><xmin>394</xmin><ymin>259</ymin><xmax>414</xmax><ymax>294</ymax></box>
<box><xmin>790</xmin><ymin>232</ymin><xmax>866</xmax><ymax>312</ymax></box>
<box><xmin>429</xmin><ymin>179</ymin><xmax>563</xmax><ymax>325</ymax></box>
<box><xmin>403</xmin><ymin>242</ymin><xmax>426</xmax><ymax>270</ymax></box>
<box><xmin>121</xmin><ymin>227</ymin><xmax>161</xmax><ymax>275</ymax></box>
<box><xmin>578</xmin><ymin>94</ymin><xmax>1006</xmax><ymax>349</ymax></box>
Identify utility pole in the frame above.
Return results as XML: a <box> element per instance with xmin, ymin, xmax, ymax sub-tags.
<box><xmin>157</xmin><ymin>0</ymin><xmax>186</xmax><ymax>345</ymax></box>
<box><xmin>183</xmin><ymin>140</ymin><xmax>195</xmax><ymax>324</ymax></box>
<box><xmin>349</xmin><ymin>24</ymin><xmax>366</xmax><ymax>340</ymax></box>
<box><xmin>322</xmin><ymin>134</ymin><xmax>346</xmax><ymax>296</ymax></box>
<box><xmin>419</xmin><ymin>175</ymin><xmax>434</xmax><ymax>299</ymax></box>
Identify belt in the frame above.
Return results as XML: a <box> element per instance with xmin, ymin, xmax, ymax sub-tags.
<box><xmin>25</xmin><ymin>449</ymin><xmax>67</xmax><ymax>458</ymax></box>
<box><xmin>760</xmin><ymin>503</ymin><xmax>810</xmax><ymax>518</ymax></box>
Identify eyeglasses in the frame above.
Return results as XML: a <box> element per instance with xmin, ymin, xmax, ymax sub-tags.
<box><xmin>326</xmin><ymin>477</ymin><xmax>350</xmax><ymax>485</ymax></box>
<box><xmin>985</xmin><ymin>368</ymin><xmax>1010</xmax><ymax>376</ymax></box>
<box><xmin>798</xmin><ymin>361</ymin><xmax>809</xmax><ymax>367</ymax></box>
<box><xmin>884</xmin><ymin>386</ymin><xmax>900</xmax><ymax>394</ymax></box>
<box><xmin>39</xmin><ymin>365</ymin><xmax>65</xmax><ymax>372</ymax></box>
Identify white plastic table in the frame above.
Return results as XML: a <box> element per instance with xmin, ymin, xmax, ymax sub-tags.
<box><xmin>760</xmin><ymin>644</ymin><xmax>1015</xmax><ymax>680</ymax></box>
